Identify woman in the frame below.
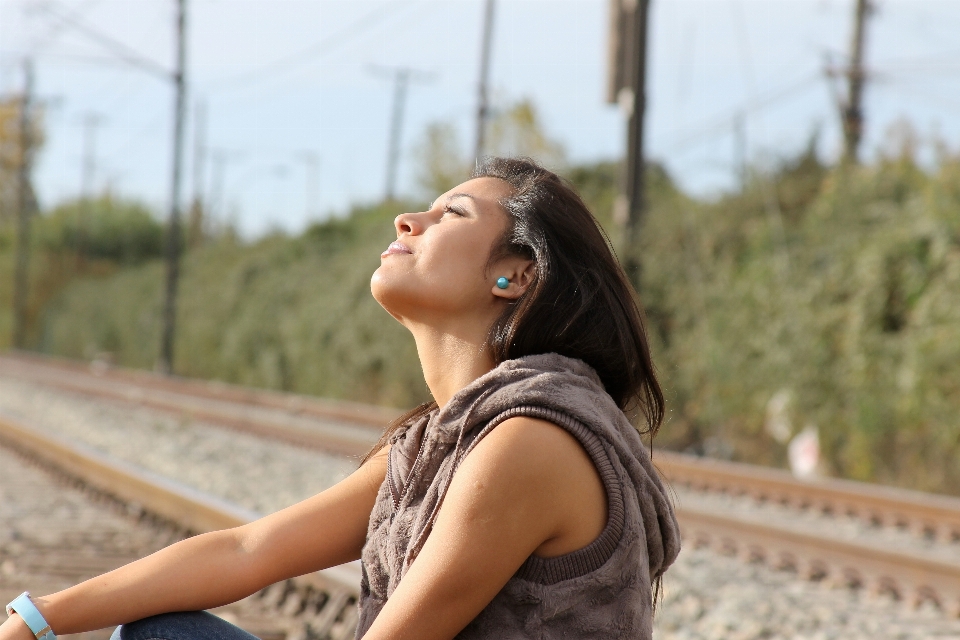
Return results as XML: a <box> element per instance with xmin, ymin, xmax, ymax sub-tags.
<box><xmin>1</xmin><ymin>157</ymin><xmax>679</xmax><ymax>640</ymax></box>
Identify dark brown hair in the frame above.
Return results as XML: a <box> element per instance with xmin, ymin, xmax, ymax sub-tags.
<box><xmin>363</xmin><ymin>156</ymin><xmax>664</xmax><ymax>461</ymax></box>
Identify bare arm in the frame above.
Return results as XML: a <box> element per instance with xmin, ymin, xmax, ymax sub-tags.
<box><xmin>363</xmin><ymin>418</ymin><xmax>606</xmax><ymax>640</ymax></box>
<box><xmin>0</xmin><ymin>448</ymin><xmax>388</xmax><ymax>640</ymax></box>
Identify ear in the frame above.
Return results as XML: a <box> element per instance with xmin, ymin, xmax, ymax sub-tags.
<box><xmin>491</xmin><ymin>259</ymin><xmax>537</xmax><ymax>300</ymax></box>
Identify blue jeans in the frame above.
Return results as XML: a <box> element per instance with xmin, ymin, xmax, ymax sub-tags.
<box><xmin>110</xmin><ymin>611</ymin><xmax>260</xmax><ymax>640</ymax></box>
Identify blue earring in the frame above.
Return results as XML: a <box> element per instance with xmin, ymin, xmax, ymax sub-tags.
<box><xmin>496</xmin><ymin>277</ymin><xmax>509</xmax><ymax>290</ymax></box>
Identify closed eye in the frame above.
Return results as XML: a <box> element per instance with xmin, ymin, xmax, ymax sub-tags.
<box><xmin>443</xmin><ymin>205</ymin><xmax>466</xmax><ymax>217</ymax></box>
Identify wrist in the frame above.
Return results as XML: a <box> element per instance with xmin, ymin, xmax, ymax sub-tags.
<box><xmin>0</xmin><ymin>615</ymin><xmax>36</xmax><ymax>640</ymax></box>
<box><xmin>5</xmin><ymin>594</ymin><xmax>55</xmax><ymax>640</ymax></box>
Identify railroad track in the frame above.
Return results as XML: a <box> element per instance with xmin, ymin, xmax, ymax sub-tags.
<box><xmin>0</xmin><ymin>410</ymin><xmax>361</xmax><ymax>640</ymax></box>
<box><xmin>0</xmin><ymin>353</ymin><xmax>388</xmax><ymax>458</ymax></box>
<box><xmin>3</xmin><ymin>352</ymin><xmax>960</xmax><ymax>619</ymax></box>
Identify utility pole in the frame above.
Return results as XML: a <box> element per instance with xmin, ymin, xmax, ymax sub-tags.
<box><xmin>207</xmin><ymin>149</ymin><xmax>244</xmax><ymax>235</ymax></box>
<box><xmin>624</xmin><ymin>0</ymin><xmax>651</xmax><ymax>290</ymax></box>
<box><xmin>191</xmin><ymin>99</ymin><xmax>206</xmax><ymax>206</ymax></box>
<box><xmin>12</xmin><ymin>59</ymin><xmax>35</xmax><ymax>349</ymax></box>
<box><xmin>371</xmin><ymin>66</ymin><xmax>432</xmax><ymax>202</ymax></box>
<box><xmin>384</xmin><ymin>68</ymin><xmax>408</xmax><ymax>202</ymax></box>
<box><xmin>80</xmin><ymin>114</ymin><xmax>102</xmax><ymax>200</ymax></box>
<box><xmin>158</xmin><ymin>0</ymin><xmax>187</xmax><ymax>375</ymax></box>
<box><xmin>841</xmin><ymin>0</ymin><xmax>872</xmax><ymax>164</ymax></box>
<box><xmin>78</xmin><ymin>112</ymin><xmax>104</xmax><ymax>267</ymax></box>
<box><xmin>733</xmin><ymin>111</ymin><xmax>746</xmax><ymax>190</ymax></box>
<box><xmin>474</xmin><ymin>0</ymin><xmax>496</xmax><ymax>161</ymax></box>
<box><xmin>187</xmin><ymin>98</ymin><xmax>206</xmax><ymax>247</ymax></box>
<box><xmin>209</xmin><ymin>150</ymin><xmax>226</xmax><ymax>230</ymax></box>
<box><xmin>296</xmin><ymin>151</ymin><xmax>320</xmax><ymax>220</ymax></box>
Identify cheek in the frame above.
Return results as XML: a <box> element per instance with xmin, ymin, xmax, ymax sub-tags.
<box><xmin>370</xmin><ymin>237</ymin><xmax>494</xmax><ymax>315</ymax></box>
<box><xmin>421</xmin><ymin>237</ymin><xmax>486</xmax><ymax>281</ymax></box>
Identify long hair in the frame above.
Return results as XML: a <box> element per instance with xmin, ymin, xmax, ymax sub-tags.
<box><xmin>363</xmin><ymin>156</ymin><xmax>664</xmax><ymax>459</ymax></box>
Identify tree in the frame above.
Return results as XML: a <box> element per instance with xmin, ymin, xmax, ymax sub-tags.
<box><xmin>38</xmin><ymin>195</ymin><xmax>165</xmax><ymax>265</ymax></box>
<box><xmin>412</xmin><ymin>97</ymin><xmax>567</xmax><ymax>200</ymax></box>
<box><xmin>0</xmin><ymin>96</ymin><xmax>44</xmax><ymax>228</ymax></box>
<box><xmin>487</xmin><ymin>98</ymin><xmax>565</xmax><ymax>170</ymax></box>
<box><xmin>412</xmin><ymin>121</ymin><xmax>472</xmax><ymax>199</ymax></box>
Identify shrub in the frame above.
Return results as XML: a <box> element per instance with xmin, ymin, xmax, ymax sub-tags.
<box><xmin>37</xmin><ymin>195</ymin><xmax>163</xmax><ymax>264</ymax></box>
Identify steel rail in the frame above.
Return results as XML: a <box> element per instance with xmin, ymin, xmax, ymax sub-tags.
<box><xmin>0</xmin><ymin>353</ymin><xmax>388</xmax><ymax>457</ymax></box>
<box><xmin>0</xmin><ymin>410</ymin><xmax>362</xmax><ymax>638</ymax></box>
<box><xmin>3</xmin><ymin>351</ymin><xmax>399</xmax><ymax>428</ymax></box>
<box><xmin>676</xmin><ymin>502</ymin><xmax>960</xmax><ymax>617</ymax></box>
<box><xmin>655</xmin><ymin>452</ymin><xmax>960</xmax><ymax>543</ymax></box>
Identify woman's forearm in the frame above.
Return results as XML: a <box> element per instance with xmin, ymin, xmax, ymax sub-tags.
<box><xmin>33</xmin><ymin>528</ymin><xmax>267</xmax><ymax>636</ymax></box>
<box><xmin>0</xmin><ymin>452</ymin><xmax>386</xmax><ymax>640</ymax></box>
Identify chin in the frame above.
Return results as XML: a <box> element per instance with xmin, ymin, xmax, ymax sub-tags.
<box><xmin>371</xmin><ymin>269</ymin><xmax>411</xmax><ymax>322</ymax></box>
<box><xmin>370</xmin><ymin>268</ymin><xmax>389</xmax><ymax>305</ymax></box>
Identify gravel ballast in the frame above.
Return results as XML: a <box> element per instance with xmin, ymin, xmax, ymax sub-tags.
<box><xmin>0</xmin><ymin>375</ymin><xmax>356</xmax><ymax>515</ymax></box>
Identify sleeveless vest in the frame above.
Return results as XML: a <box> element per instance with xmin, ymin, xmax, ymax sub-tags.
<box><xmin>356</xmin><ymin>353</ymin><xmax>680</xmax><ymax>639</ymax></box>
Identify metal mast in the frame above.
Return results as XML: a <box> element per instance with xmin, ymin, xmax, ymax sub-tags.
<box><xmin>623</xmin><ymin>0</ymin><xmax>651</xmax><ymax>289</ymax></box>
<box><xmin>158</xmin><ymin>0</ymin><xmax>188</xmax><ymax>374</ymax></box>
<box><xmin>841</xmin><ymin>0</ymin><xmax>872</xmax><ymax>163</ymax></box>
<box><xmin>12</xmin><ymin>59</ymin><xmax>35</xmax><ymax>349</ymax></box>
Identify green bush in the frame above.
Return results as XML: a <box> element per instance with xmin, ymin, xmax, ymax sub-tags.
<box><xmin>37</xmin><ymin>195</ymin><xmax>163</xmax><ymax>264</ymax></box>
<box><xmin>639</xmin><ymin>150</ymin><xmax>960</xmax><ymax>493</ymax></box>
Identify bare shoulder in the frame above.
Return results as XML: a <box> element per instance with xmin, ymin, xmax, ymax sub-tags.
<box><xmin>357</xmin><ymin>445</ymin><xmax>390</xmax><ymax>493</ymax></box>
<box><xmin>458</xmin><ymin>416</ymin><xmax>607</xmax><ymax>557</ymax></box>
<box><xmin>469</xmin><ymin>415</ymin><xmax>596</xmax><ymax>475</ymax></box>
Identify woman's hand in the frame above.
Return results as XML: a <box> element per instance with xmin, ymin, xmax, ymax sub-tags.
<box><xmin>28</xmin><ymin>447</ymin><xmax>388</xmax><ymax>637</ymax></box>
<box><xmin>363</xmin><ymin>417</ymin><xmax>606</xmax><ymax>640</ymax></box>
<box><xmin>0</xmin><ymin>614</ymin><xmax>35</xmax><ymax>640</ymax></box>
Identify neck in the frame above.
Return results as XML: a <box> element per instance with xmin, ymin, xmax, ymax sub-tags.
<box><xmin>408</xmin><ymin>320</ymin><xmax>496</xmax><ymax>409</ymax></box>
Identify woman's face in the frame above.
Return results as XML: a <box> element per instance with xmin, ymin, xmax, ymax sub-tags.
<box><xmin>371</xmin><ymin>177</ymin><xmax>527</xmax><ymax>327</ymax></box>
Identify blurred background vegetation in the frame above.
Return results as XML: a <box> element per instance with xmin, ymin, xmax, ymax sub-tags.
<box><xmin>1</xmin><ymin>99</ymin><xmax>959</xmax><ymax>495</ymax></box>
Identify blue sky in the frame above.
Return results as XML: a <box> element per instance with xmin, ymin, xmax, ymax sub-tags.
<box><xmin>2</xmin><ymin>0</ymin><xmax>959</xmax><ymax>237</ymax></box>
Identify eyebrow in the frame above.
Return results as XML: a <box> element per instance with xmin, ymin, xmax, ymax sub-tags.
<box><xmin>431</xmin><ymin>192</ymin><xmax>476</xmax><ymax>210</ymax></box>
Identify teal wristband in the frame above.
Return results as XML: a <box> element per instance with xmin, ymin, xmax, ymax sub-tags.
<box><xmin>5</xmin><ymin>592</ymin><xmax>56</xmax><ymax>640</ymax></box>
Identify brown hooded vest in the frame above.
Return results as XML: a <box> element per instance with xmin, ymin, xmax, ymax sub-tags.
<box><xmin>356</xmin><ymin>353</ymin><xmax>680</xmax><ymax>639</ymax></box>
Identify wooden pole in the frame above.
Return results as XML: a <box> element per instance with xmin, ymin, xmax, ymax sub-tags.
<box><xmin>158</xmin><ymin>0</ymin><xmax>187</xmax><ymax>374</ymax></box>
<box><xmin>841</xmin><ymin>0</ymin><xmax>871</xmax><ymax>164</ymax></box>
<box><xmin>474</xmin><ymin>0</ymin><xmax>496</xmax><ymax>161</ymax></box>
<box><xmin>384</xmin><ymin>69</ymin><xmax>410</xmax><ymax>201</ymax></box>
<box><xmin>77</xmin><ymin>112</ymin><xmax>102</xmax><ymax>268</ymax></box>
<box><xmin>623</xmin><ymin>0</ymin><xmax>650</xmax><ymax>290</ymax></box>
<box><xmin>12</xmin><ymin>59</ymin><xmax>35</xmax><ymax>349</ymax></box>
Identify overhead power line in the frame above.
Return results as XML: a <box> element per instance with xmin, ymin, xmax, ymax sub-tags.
<box><xmin>667</xmin><ymin>72</ymin><xmax>823</xmax><ymax>153</ymax></box>
<box><xmin>209</xmin><ymin>1</ymin><xmax>424</xmax><ymax>89</ymax></box>
<box><xmin>25</xmin><ymin>0</ymin><xmax>103</xmax><ymax>56</ymax></box>
<box><xmin>35</xmin><ymin>1</ymin><xmax>172</xmax><ymax>80</ymax></box>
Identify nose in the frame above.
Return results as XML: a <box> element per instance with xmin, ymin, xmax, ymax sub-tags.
<box><xmin>394</xmin><ymin>212</ymin><xmax>423</xmax><ymax>236</ymax></box>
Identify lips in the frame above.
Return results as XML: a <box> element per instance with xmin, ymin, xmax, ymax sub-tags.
<box><xmin>382</xmin><ymin>241</ymin><xmax>413</xmax><ymax>257</ymax></box>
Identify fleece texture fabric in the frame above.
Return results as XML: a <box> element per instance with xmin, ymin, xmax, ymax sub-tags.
<box><xmin>356</xmin><ymin>353</ymin><xmax>681</xmax><ymax>639</ymax></box>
